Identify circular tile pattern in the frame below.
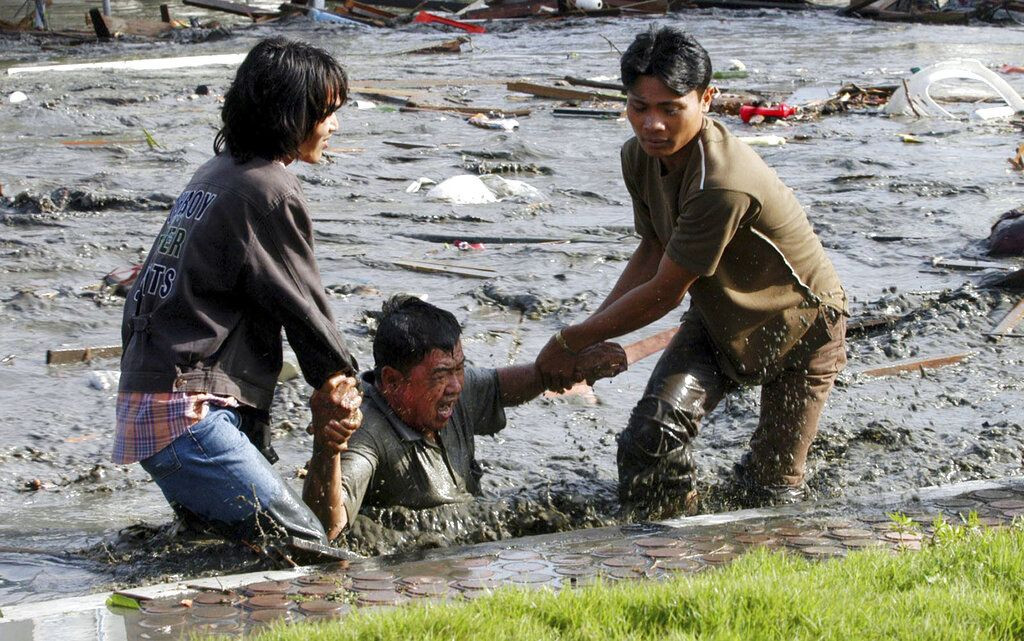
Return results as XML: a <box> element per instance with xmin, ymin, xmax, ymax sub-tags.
<box><xmin>554</xmin><ymin>565</ymin><xmax>597</xmax><ymax>578</ymax></box>
<box><xmin>141</xmin><ymin>602</ymin><xmax>189</xmax><ymax>615</ymax></box>
<box><xmin>734</xmin><ymin>533</ymin><xmax>775</xmax><ymax>545</ymax></box>
<box><xmin>883</xmin><ymin>531</ymin><xmax>923</xmax><ymax>543</ymax></box>
<box><xmin>351</xmin><ymin>580</ymin><xmax>397</xmax><ymax>592</ymax></box>
<box><xmin>971</xmin><ymin>489</ymin><xmax>1020</xmax><ymax>501</ymax></box>
<box><xmin>842</xmin><ymin>538</ymin><xmax>884</xmax><ymax>549</ymax></box>
<box><xmin>642</xmin><ymin>546</ymin><xmax>690</xmax><ymax>559</ymax></box>
<box><xmin>190</xmin><ymin>621</ymin><xmax>242</xmax><ymax>635</ymax></box>
<box><xmin>245</xmin><ymin>595</ymin><xmax>292</xmax><ymax>610</ymax></box>
<box><xmin>357</xmin><ymin>590</ymin><xmax>407</xmax><ymax>606</ymax></box>
<box><xmin>550</xmin><ymin>554</ymin><xmax>591</xmax><ymax>566</ymax></box>
<box><xmin>299</xmin><ymin>600</ymin><xmax>351</xmax><ymax>616</ymax></box>
<box><xmin>452</xmin><ymin>557</ymin><xmax>492</xmax><ymax>568</ymax></box>
<box><xmin>400</xmin><ymin>575</ymin><xmax>448</xmax><ymax>587</ymax></box>
<box><xmin>406</xmin><ymin>582</ymin><xmax>456</xmax><ymax>598</ymax></box>
<box><xmin>657</xmin><ymin>558</ymin><xmax>703</xmax><ymax>572</ymax></box>
<box><xmin>856</xmin><ymin>514</ymin><xmax>893</xmax><ymax>524</ymax></box>
<box><xmin>800</xmin><ymin>546</ymin><xmax>846</xmax><ymax>559</ymax></box>
<box><xmin>601</xmin><ymin>566</ymin><xmax>645</xmax><ymax>580</ymax></box>
<box><xmin>449</xmin><ymin>567</ymin><xmax>496</xmax><ymax>580</ymax></box>
<box><xmin>296</xmin><ymin>574</ymin><xmax>338</xmax><ymax>586</ymax></box>
<box><xmin>454</xmin><ymin>578</ymin><xmax>502</xmax><ymax>591</ymax></box>
<box><xmin>701</xmin><ymin>552</ymin><xmax>739</xmax><ymax>565</ymax></box>
<box><xmin>633</xmin><ymin>537</ymin><xmax>681</xmax><ymax>548</ymax></box>
<box><xmin>601</xmin><ymin>555</ymin><xmax>651</xmax><ymax>569</ymax></box>
<box><xmin>591</xmin><ymin>544</ymin><xmax>639</xmax><ymax>558</ymax></box>
<box><xmin>248</xmin><ymin>608</ymin><xmax>293</xmax><ymax>624</ymax></box>
<box><xmin>137</xmin><ymin>613</ymin><xmax>187</xmax><ymax>629</ymax></box>
<box><xmin>297</xmin><ymin>584</ymin><xmax>343</xmax><ymax>597</ymax></box>
<box><xmin>350</xmin><ymin>570</ymin><xmax>394</xmax><ymax>582</ymax></box>
<box><xmin>772</xmin><ymin>527</ymin><xmax>807</xmax><ymax>537</ymax></box>
<box><xmin>500</xmin><ymin>561</ymin><xmax>549</xmax><ymax>573</ymax></box>
<box><xmin>990</xmin><ymin>499</ymin><xmax>1024</xmax><ymax>510</ymax></box>
<box><xmin>693</xmin><ymin>540</ymin><xmax>734</xmax><ymax>553</ymax></box>
<box><xmin>786</xmin><ymin>537</ymin><xmax>832</xmax><ymax>548</ymax></box>
<box><xmin>507</xmin><ymin>573</ymin><xmax>554</xmax><ymax>585</ymax></box>
<box><xmin>828</xmin><ymin>528</ymin><xmax>875</xmax><ymax>540</ymax></box>
<box><xmin>498</xmin><ymin>549</ymin><xmax>542</xmax><ymax>561</ymax></box>
<box><xmin>934</xmin><ymin>498</ymin><xmax>979</xmax><ymax>508</ymax></box>
<box><xmin>245</xmin><ymin>580</ymin><xmax>292</xmax><ymax>595</ymax></box>
<box><xmin>193</xmin><ymin>592</ymin><xmax>237</xmax><ymax>606</ymax></box>
<box><xmin>191</xmin><ymin>605</ymin><xmax>240</xmax><ymax>620</ymax></box>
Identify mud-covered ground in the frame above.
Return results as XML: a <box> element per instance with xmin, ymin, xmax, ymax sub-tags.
<box><xmin>0</xmin><ymin>8</ymin><xmax>1022</xmax><ymax>606</ymax></box>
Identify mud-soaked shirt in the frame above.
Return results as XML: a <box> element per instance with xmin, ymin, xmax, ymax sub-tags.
<box><xmin>621</xmin><ymin>117</ymin><xmax>847</xmax><ymax>382</ymax></box>
<box><xmin>340</xmin><ymin>368</ymin><xmax>506</xmax><ymax>521</ymax></box>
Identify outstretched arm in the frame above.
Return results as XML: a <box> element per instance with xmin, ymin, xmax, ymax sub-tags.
<box><xmin>537</xmin><ymin>254</ymin><xmax>698</xmax><ymax>390</ymax></box>
<box><xmin>497</xmin><ymin>342</ymin><xmax>627</xmax><ymax>407</ymax></box>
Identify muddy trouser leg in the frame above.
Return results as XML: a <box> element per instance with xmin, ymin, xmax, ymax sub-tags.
<box><xmin>140</xmin><ymin>408</ymin><xmax>328</xmax><ymax>545</ymax></box>
<box><xmin>747</xmin><ymin>310</ymin><xmax>848</xmax><ymax>488</ymax></box>
<box><xmin>617</xmin><ymin>313</ymin><xmax>735</xmax><ymax>507</ymax></box>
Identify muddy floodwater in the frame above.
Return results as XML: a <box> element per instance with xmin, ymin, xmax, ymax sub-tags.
<box><xmin>0</xmin><ymin>6</ymin><xmax>1022</xmax><ymax>608</ymax></box>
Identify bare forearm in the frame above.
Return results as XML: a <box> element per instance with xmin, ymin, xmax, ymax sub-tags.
<box><xmin>496</xmin><ymin>363</ymin><xmax>545</xmax><ymax>406</ymax></box>
<box><xmin>595</xmin><ymin>238</ymin><xmax>662</xmax><ymax>313</ymax></box>
<box><xmin>302</xmin><ymin>443</ymin><xmax>347</xmax><ymax>540</ymax></box>
<box><xmin>566</xmin><ymin>282</ymin><xmax>682</xmax><ymax>350</ymax></box>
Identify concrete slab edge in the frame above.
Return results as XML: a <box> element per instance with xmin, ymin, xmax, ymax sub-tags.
<box><xmin>1</xmin><ymin>475</ymin><xmax>1015</xmax><ymax>623</ymax></box>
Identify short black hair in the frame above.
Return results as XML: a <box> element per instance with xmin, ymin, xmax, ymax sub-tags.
<box><xmin>373</xmin><ymin>296</ymin><xmax>462</xmax><ymax>377</ymax></box>
<box><xmin>214</xmin><ymin>37</ymin><xmax>348</xmax><ymax>163</ymax></box>
<box><xmin>620</xmin><ymin>26</ymin><xmax>712</xmax><ymax>96</ymax></box>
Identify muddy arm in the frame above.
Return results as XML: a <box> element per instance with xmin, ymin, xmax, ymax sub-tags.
<box><xmin>302</xmin><ymin>443</ymin><xmax>347</xmax><ymax>540</ymax></box>
<box><xmin>496</xmin><ymin>343</ymin><xmax>627</xmax><ymax>406</ymax></box>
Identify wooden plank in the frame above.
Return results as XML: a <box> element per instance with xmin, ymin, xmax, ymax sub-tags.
<box><xmin>182</xmin><ymin>0</ymin><xmax>279</xmax><ymax>18</ymax></box>
<box><xmin>987</xmin><ymin>298</ymin><xmax>1024</xmax><ymax>342</ymax></box>
<box><xmin>563</xmin><ymin>76</ymin><xmax>624</xmax><ymax>92</ymax></box>
<box><xmin>855</xmin><ymin>352</ymin><xmax>973</xmax><ymax>378</ymax></box>
<box><xmin>46</xmin><ymin>345</ymin><xmax>122</xmax><ymax>365</ymax></box>
<box><xmin>932</xmin><ymin>257</ymin><xmax>1012</xmax><ymax>272</ymax></box>
<box><xmin>506</xmin><ymin>81</ymin><xmax>625</xmax><ymax>103</ymax></box>
<box><xmin>392</xmin><ymin>260</ymin><xmax>496</xmax><ymax>279</ymax></box>
<box><xmin>88</xmin><ymin>8</ymin><xmax>112</xmax><ymax>39</ymax></box>
<box><xmin>159</xmin><ymin>4</ymin><xmax>171</xmax><ymax>21</ymax></box>
<box><xmin>553</xmin><ymin>107</ymin><xmax>623</xmax><ymax>119</ymax></box>
<box><xmin>403</xmin><ymin>36</ymin><xmax>469</xmax><ymax>55</ymax></box>
<box><xmin>403</xmin><ymin>101</ymin><xmax>532</xmax><ymax>116</ymax></box>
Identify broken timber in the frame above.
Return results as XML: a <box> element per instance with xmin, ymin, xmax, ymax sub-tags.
<box><xmin>553</xmin><ymin>107</ymin><xmax>623</xmax><ymax>118</ymax></box>
<box><xmin>987</xmin><ymin>298</ymin><xmax>1024</xmax><ymax>342</ymax></box>
<box><xmin>46</xmin><ymin>345</ymin><xmax>122</xmax><ymax>365</ymax></box>
<box><xmin>182</xmin><ymin>0</ymin><xmax>280</xmax><ymax>19</ymax></box>
<box><xmin>546</xmin><ymin>327</ymin><xmax>678</xmax><ymax>400</ymax></box>
<box><xmin>392</xmin><ymin>260</ymin><xmax>496</xmax><ymax>279</ymax></box>
<box><xmin>931</xmin><ymin>257</ymin><xmax>1013</xmax><ymax>272</ymax></box>
<box><xmin>403</xmin><ymin>36</ymin><xmax>470</xmax><ymax>55</ymax></box>
<box><xmin>507</xmin><ymin>81</ymin><xmax>625</xmax><ymax>103</ymax></box>
<box><xmin>855</xmin><ymin>352</ymin><xmax>973</xmax><ymax>378</ymax></box>
<box><xmin>403</xmin><ymin>102</ymin><xmax>532</xmax><ymax>116</ymax></box>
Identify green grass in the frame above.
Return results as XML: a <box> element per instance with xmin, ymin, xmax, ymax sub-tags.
<box><xmin>236</xmin><ymin>526</ymin><xmax>1024</xmax><ymax>641</ymax></box>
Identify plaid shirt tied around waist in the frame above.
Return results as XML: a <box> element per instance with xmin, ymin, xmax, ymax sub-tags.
<box><xmin>113</xmin><ymin>392</ymin><xmax>238</xmax><ymax>464</ymax></box>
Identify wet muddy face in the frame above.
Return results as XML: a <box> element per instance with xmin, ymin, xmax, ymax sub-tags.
<box><xmin>625</xmin><ymin>76</ymin><xmax>712</xmax><ymax>171</ymax></box>
<box><xmin>382</xmin><ymin>343</ymin><xmax>465</xmax><ymax>435</ymax></box>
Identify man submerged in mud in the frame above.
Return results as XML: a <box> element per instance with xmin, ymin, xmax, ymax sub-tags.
<box><xmin>113</xmin><ymin>38</ymin><xmax>362</xmax><ymax>546</ymax></box>
<box><xmin>303</xmin><ymin>295</ymin><xmax>627</xmax><ymax>538</ymax></box>
<box><xmin>536</xmin><ymin>27</ymin><xmax>848</xmax><ymax>513</ymax></box>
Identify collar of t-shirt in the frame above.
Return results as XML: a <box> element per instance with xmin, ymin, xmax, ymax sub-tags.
<box><xmin>657</xmin><ymin>116</ymin><xmax>707</xmax><ymax>178</ymax></box>
<box><xmin>359</xmin><ymin>371</ymin><xmax>439</xmax><ymax>447</ymax></box>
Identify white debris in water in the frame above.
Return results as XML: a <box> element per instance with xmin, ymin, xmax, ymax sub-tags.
<box><xmin>426</xmin><ymin>175</ymin><xmax>499</xmax><ymax>204</ymax></box>
<box><xmin>405</xmin><ymin>177</ymin><xmax>437</xmax><ymax>194</ymax></box>
<box><xmin>88</xmin><ymin>370</ymin><xmax>120</xmax><ymax>391</ymax></box>
<box><xmin>8</xmin><ymin>91</ymin><xmax>28</xmax><ymax>104</ymax></box>
<box><xmin>739</xmin><ymin>135</ymin><xmax>787</xmax><ymax>147</ymax></box>
<box><xmin>353</xmin><ymin>100</ymin><xmax>377</xmax><ymax>110</ymax></box>
<box><xmin>468</xmin><ymin>113</ymin><xmax>519</xmax><ymax>131</ymax></box>
<box><xmin>479</xmin><ymin>174</ymin><xmax>546</xmax><ymax>203</ymax></box>
<box><xmin>729</xmin><ymin>59</ymin><xmax>746</xmax><ymax>71</ymax></box>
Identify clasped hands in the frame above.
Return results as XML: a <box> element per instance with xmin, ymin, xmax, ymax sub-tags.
<box><xmin>308</xmin><ymin>373</ymin><xmax>363</xmax><ymax>453</ymax></box>
<box><xmin>536</xmin><ymin>334</ymin><xmax>628</xmax><ymax>392</ymax></box>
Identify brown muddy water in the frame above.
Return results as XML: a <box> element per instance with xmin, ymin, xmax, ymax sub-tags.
<box><xmin>0</xmin><ymin>6</ymin><xmax>1022</xmax><ymax>608</ymax></box>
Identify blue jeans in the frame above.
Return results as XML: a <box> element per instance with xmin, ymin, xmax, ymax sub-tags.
<box><xmin>140</xmin><ymin>408</ymin><xmax>327</xmax><ymax>544</ymax></box>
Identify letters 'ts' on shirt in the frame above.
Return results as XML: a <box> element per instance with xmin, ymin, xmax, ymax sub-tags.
<box><xmin>339</xmin><ymin>367</ymin><xmax>506</xmax><ymax>521</ymax></box>
<box><xmin>621</xmin><ymin>117</ymin><xmax>847</xmax><ymax>379</ymax></box>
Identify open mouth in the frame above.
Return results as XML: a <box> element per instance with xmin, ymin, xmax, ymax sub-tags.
<box><xmin>436</xmin><ymin>399</ymin><xmax>456</xmax><ymax>420</ymax></box>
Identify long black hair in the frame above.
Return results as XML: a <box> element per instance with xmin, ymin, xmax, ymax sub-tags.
<box><xmin>620</xmin><ymin>26</ymin><xmax>712</xmax><ymax>96</ymax></box>
<box><xmin>215</xmin><ymin>37</ymin><xmax>348</xmax><ymax>162</ymax></box>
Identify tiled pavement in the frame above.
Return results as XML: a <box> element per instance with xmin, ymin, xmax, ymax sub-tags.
<box><xmin>2</xmin><ymin>476</ymin><xmax>1022</xmax><ymax>640</ymax></box>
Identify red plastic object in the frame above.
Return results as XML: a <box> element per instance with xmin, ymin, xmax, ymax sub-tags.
<box><xmin>413</xmin><ymin>11</ymin><xmax>486</xmax><ymax>33</ymax></box>
<box><xmin>739</xmin><ymin>103</ymin><xmax>796</xmax><ymax>123</ymax></box>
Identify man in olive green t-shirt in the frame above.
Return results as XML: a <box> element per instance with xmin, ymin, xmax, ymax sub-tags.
<box><xmin>536</xmin><ymin>27</ymin><xmax>848</xmax><ymax>513</ymax></box>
